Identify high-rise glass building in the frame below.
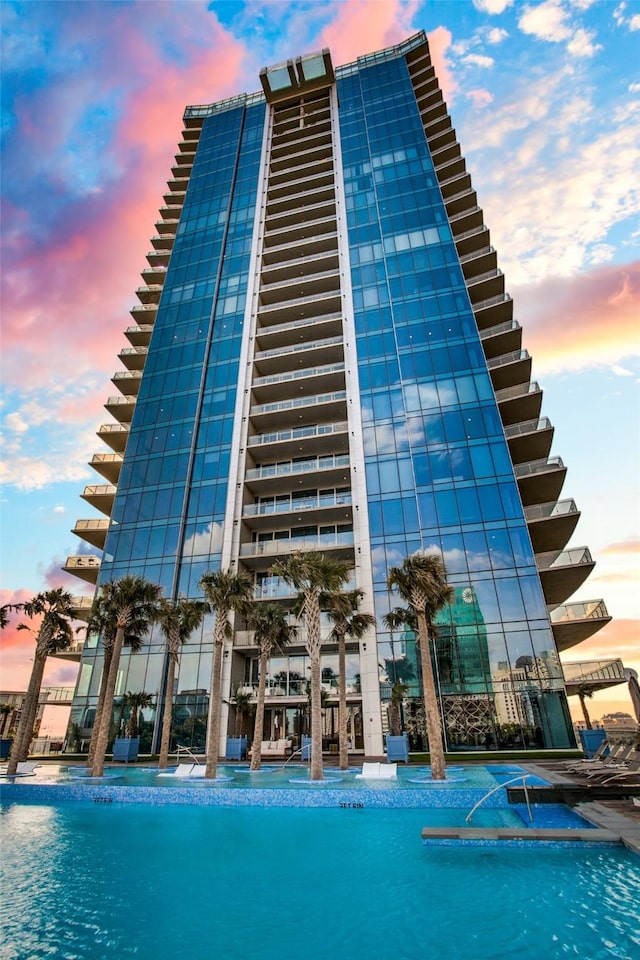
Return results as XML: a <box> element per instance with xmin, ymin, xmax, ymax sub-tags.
<box><xmin>65</xmin><ymin>32</ymin><xmax>611</xmax><ymax>757</ymax></box>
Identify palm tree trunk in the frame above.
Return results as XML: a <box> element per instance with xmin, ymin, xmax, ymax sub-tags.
<box><xmin>87</xmin><ymin>645</ymin><xmax>113</xmax><ymax>766</ymax></box>
<box><xmin>158</xmin><ymin>655</ymin><xmax>177</xmax><ymax>769</ymax></box>
<box><xmin>127</xmin><ymin>704</ymin><xmax>138</xmax><ymax>739</ymax></box>
<box><xmin>309</xmin><ymin>654</ymin><xmax>323</xmax><ymax>780</ymax></box>
<box><xmin>337</xmin><ymin>629</ymin><xmax>348</xmax><ymax>770</ymax></box>
<box><xmin>7</xmin><ymin>655</ymin><xmax>46</xmax><ymax>775</ymax></box>
<box><xmin>417</xmin><ymin>613</ymin><xmax>446</xmax><ymax>780</ymax></box>
<box><xmin>91</xmin><ymin>628</ymin><xmax>125</xmax><ymax>777</ymax></box>
<box><xmin>250</xmin><ymin>648</ymin><xmax>268</xmax><ymax>771</ymax></box>
<box><xmin>205</xmin><ymin>631</ymin><xmax>224</xmax><ymax>779</ymax></box>
<box><xmin>579</xmin><ymin>694</ymin><xmax>593</xmax><ymax>730</ymax></box>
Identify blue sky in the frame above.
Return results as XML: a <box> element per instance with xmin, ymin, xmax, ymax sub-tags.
<box><xmin>1</xmin><ymin>0</ymin><xmax>638</xmax><ymax>726</ymax></box>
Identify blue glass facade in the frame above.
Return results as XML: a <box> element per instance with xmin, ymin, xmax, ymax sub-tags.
<box><xmin>68</xmin><ymin>35</ymin><xmax>590</xmax><ymax>754</ymax></box>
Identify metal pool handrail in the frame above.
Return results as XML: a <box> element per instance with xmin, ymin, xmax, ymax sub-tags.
<box><xmin>176</xmin><ymin>744</ymin><xmax>202</xmax><ymax>766</ymax></box>
<box><xmin>465</xmin><ymin>775</ymin><xmax>533</xmax><ymax>824</ymax></box>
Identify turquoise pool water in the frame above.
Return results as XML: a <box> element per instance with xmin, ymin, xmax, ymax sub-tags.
<box><xmin>1</xmin><ymin>801</ymin><xmax>639</xmax><ymax>960</ymax></box>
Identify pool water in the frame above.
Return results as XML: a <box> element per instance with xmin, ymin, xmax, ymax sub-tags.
<box><xmin>1</xmin><ymin>802</ymin><xmax>639</xmax><ymax>960</ymax></box>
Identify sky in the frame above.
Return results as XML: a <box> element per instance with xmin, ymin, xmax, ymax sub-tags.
<box><xmin>1</xmin><ymin>0</ymin><xmax>639</xmax><ymax>736</ymax></box>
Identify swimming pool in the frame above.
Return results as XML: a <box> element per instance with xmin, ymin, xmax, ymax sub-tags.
<box><xmin>1</xmin><ymin>801</ymin><xmax>639</xmax><ymax>960</ymax></box>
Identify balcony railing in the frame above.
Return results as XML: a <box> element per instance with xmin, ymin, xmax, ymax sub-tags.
<box><xmin>549</xmin><ymin>600</ymin><xmax>609</xmax><ymax>623</ymax></box>
<box><xmin>251</xmin><ymin>390</ymin><xmax>346</xmax><ymax>416</ymax></box>
<box><xmin>241</xmin><ymin>530</ymin><xmax>354</xmax><ymax>557</ymax></box>
<box><xmin>524</xmin><ymin>499</ymin><xmax>578</xmax><ymax>521</ymax></box>
<box><xmin>459</xmin><ymin>245</ymin><xmax>495</xmax><ymax>264</ymax></box>
<box><xmin>514</xmin><ymin>457</ymin><xmax>564</xmax><ymax>478</ymax></box>
<box><xmin>244</xmin><ymin>492</ymin><xmax>352</xmax><ymax>517</ymax></box>
<box><xmin>504</xmin><ymin>417</ymin><xmax>551</xmax><ymax>439</ymax></box>
<box><xmin>254</xmin><ymin>336</ymin><xmax>343</xmax><ymax>362</ymax></box>
<box><xmin>537</xmin><ymin>546</ymin><xmax>593</xmax><ymax>570</ymax></box>
<box><xmin>245</xmin><ymin>454</ymin><xmax>350</xmax><ymax>481</ymax></box>
<box><xmin>257</xmin><ymin>312</ymin><xmax>342</xmax><ymax>339</ymax></box>
<box><xmin>473</xmin><ymin>293</ymin><xmax>512</xmax><ymax>312</ymax></box>
<box><xmin>495</xmin><ymin>381</ymin><xmax>541</xmax><ymax>402</ymax></box>
<box><xmin>252</xmin><ymin>362</ymin><xmax>344</xmax><ymax>389</ymax></box>
<box><xmin>248</xmin><ymin>421</ymin><xmax>348</xmax><ymax>447</ymax></box>
<box><xmin>486</xmin><ymin>349</ymin><xmax>529</xmax><ymax>369</ymax></box>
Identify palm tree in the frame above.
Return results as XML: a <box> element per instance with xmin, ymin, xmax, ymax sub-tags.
<box><xmin>232</xmin><ymin>691</ymin><xmax>253</xmax><ymax>738</ymax></box>
<box><xmin>155</xmin><ymin>597</ymin><xmax>207</xmax><ymax>769</ymax></box>
<box><xmin>123</xmin><ymin>691</ymin><xmax>154</xmax><ymax>739</ymax></box>
<box><xmin>90</xmin><ymin>576</ymin><xmax>162</xmax><ymax>777</ymax></box>
<box><xmin>271</xmin><ymin>552</ymin><xmax>352</xmax><ymax>780</ymax></box>
<box><xmin>246</xmin><ymin>602</ymin><xmax>294</xmax><ymax>771</ymax></box>
<box><xmin>387</xmin><ymin>552</ymin><xmax>453</xmax><ymax>780</ymax></box>
<box><xmin>576</xmin><ymin>684</ymin><xmax>594</xmax><ymax>730</ymax></box>
<box><xmin>389</xmin><ymin>680</ymin><xmax>408</xmax><ymax>737</ymax></box>
<box><xmin>7</xmin><ymin>589</ymin><xmax>76</xmax><ymax>775</ymax></box>
<box><xmin>199</xmin><ymin>569</ymin><xmax>253</xmax><ymax>780</ymax></box>
<box><xmin>322</xmin><ymin>589</ymin><xmax>374</xmax><ymax>770</ymax></box>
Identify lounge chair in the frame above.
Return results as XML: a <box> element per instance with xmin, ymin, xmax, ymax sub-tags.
<box><xmin>355</xmin><ymin>762</ymin><xmax>397</xmax><ymax>779</ymax></box>
<box><xmin>590</xmin><ymin>752</ymin><xmax>640</xmax><ymax>785</ymax></box>
<box><xmin>157</xmin><ymin>763</ymin><xmax>206</xmax><ymax>778</ymax></box>
<box><xmin>0</xmin><ymin>761</ymin><xmax>39</xmax><ymax>777</ymax></box>
<box><xmin>570</xmin><ymin>743</ymin><xmax>634</xmax><ymax>776</ymax></box>
<box><xmin>564</xmin><ymin>738</ymin><xmax>610</xmax><ymax>767</ymax></box>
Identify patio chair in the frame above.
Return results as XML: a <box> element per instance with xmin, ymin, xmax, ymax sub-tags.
<box><xmin>570</xmin><ymin>742</ymin><xmax>634</xmax><ymax>776</ymax></box>
<box><xmin>355</xmin><ymin>762</ymin><xmax>397</xmax><ymax>779</ymax></box>
<box><xmin>564</xmin><ymin>738</ymin><xmax>610</xmax><ymax>768</ymax></box>
<box><xmin>590</xmin><ymin>752</ymin><xmax>640</xmax><ymax>785</ymax></box>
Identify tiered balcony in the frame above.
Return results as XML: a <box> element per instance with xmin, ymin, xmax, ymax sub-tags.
<box><xmin>251</xmin><ymin>362</ymin><xmax>345</xmax><ymax>404</ymax></box>
<box><xmin>460</xmin><ymin>245</ymin><xmax>496</xmax><ymax>279</ymax></box>
<box><xmin>260</xmin><ymin>249</ymin><xmax>339</xmax><ymax>287</ymax></box>
<box><xmin>96</xmin><ymin>423</ymin><xmax>129</xmax><ymax>453</ymax></box>
<box><xmin>253</xmin><ymin>335</ymin><xmax>344</xmax><ymax>377</ymax></box>
<box><xmin>242</xmin><ymin>490</ymin><xmax>353</xmax><ymax>531</ymax></box>
<box><xmin>249</xmin><ymin>390</ymin><xmax>347</xmax><ymax>431</ymax></box>
<box><xmin>146</xmin><ymin>249</ymin><xmax>171</xmax><ymax>268</ymax></box>
<box><xmin>141</xmin><ymin>265</ymin><xmax>167</xmax><ymax>286</ymax></box>
<box><xmin>504</xmin><ymin>417</ymin><xmax>553</xmax><ymax>464</ymax></box>
<box><xmin>550</xmin><ymin>600</ymin><xmax>612</xmax><ymax>651</ymax></box>
<box><xmin>70</xmin><ymin>596</ymin><xmax>94</xmax><ymax>622</ymax></box>
<box><xmin>258</xmin><ymin>266</ymin><xmax>340</xmax><ymax>306</ymax></box>
<box><xmin>80</xmin><ymin>484</ymin><xmax>116</xmax><ymax>515</ymax></box>
<box><xmin>63</xmin><ymin>555</ymin><xmax>101</xmax><ymax>585</ymax></box>
<box><xmin>267</xmin><ymin>169</ymin><xmax>334</xmax><ymax>205</ymax></box>
<box><xmin>536</xmin><ymin>546</ymin><xmax>595</xmax><ymax>606</ymax></box>
<box><xmin>514</xmin><ymin>456</ymin><xmax>566</xmax><ymax>506</ymax></box>
<box><xmin>104</xmin><ymin>395</ymin><xmax>136</xmax><ymax>423</ymax></box>
<box><xmin>150</xmin><ymin>233</ymin><xmax>175</xmax><ymax>251</ymax></box>
<box><xmin>124</xmin><ymin>324</ymin><xmax>154</xmax><ymax>348</ymax></box>
<box><xmin>244</xmin><ymin>453</ymin><xmax>351</xmax><ymax>495</ymax></box>
<box><xmin>472</xmin><ymin>293</ymin><xmax>513</xmax><ymax>329</ymax></box>
<box><xmin>454</xmin><ymin>225</ymin><xmax>490</xmax><ymax>258</ymax></box>
<box><xmin>479</xmin><ymin>319</ymin><xmax>522</xmax><ymax>359</ymax></box>
<box><xmin>247</xmin><ymin>421</ymin><xmax>349</xmax><ymax>461</ymax></box>
<box><xmin>240</xmin><ymin>528</ymin><xmax>354</xmax><ymax>565</ymax></box>
<box><xmin>112</xmin><ymin>369</ymin><xmax>142</xmax><ymax>396</ymax></box>
<box><xmin>130</xmin><ymin>303</ymin><xmax>157</xmax><ymax>324</ymax></box>
<box><xmin>525</xmin><ymin>499</ymin><xmax>581</xmax><ymax>553</ymax></box>
<box><xmin>72</xmin><ymin>518</ymin><xmax>110</xmax><ymax>550</ymax></box>
<box><xmin>255</xmin><ymin>313</ymin><xmax>343</xmax><ymax>351</ymax></box>
<box><xmin>118</xmin><ymin>346</ymin><xmax>148</xmax><ymax>371</ymax></box>
<box><xmin>443</xmin><ymin>184</ymin><xmax>475</xmax><ymax>215</ymax></box>
<box><xmin>257</xmin><ymin>289</ymin><xmax>342</xmax><ymax>327</ymax></box>
<box><xmin>89</xmin><ymin>452</ymin><xmax>123</xmax><ymax>484</ymax></box>
<box><xmin>496</xmin><ymin>381</ymin><xmax>543</xmax><ymax>425</ymax></box>
<box><xmin>135</xmin><ymin>284</ymin><xmax>163</xmax><ymax>305</ymax></box>
<box><xmin>466</xmin><ymin>268</ymin><xmax>504</xmax><ymax>304</ymax></box>
<box><xmin>486</xmin><ymin>349</ymin><xmax>531</xmax><ymax>391</ymax></box>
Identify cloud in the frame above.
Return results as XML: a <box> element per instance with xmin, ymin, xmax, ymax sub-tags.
<box><xmin>518</xmin><ymin>1</ymin><xmax>572</xmax><ymax>42</ymax></box>
<box><xmin>462</xmin><ymin>53</ymin><xmax>495</xmax><ymax>68</ymax></box>
<box><xmin>610</xmin><ymin>364</ymin><xmax>635</xmax><ymax>377</ymax></box>
<box><xmin>473</xmin><ymin>0</ymin><xmax>514</xmax><ymax>13</ymax></box>
<box><xmin>630</xmin><ymin>14</ymin><xmax>640</xmax><ymax>31</ymax></box>
<box><xmin>486</xmin><ymin>27</ymin><xmax>509</xmax><ymax>43</ymax></box>
<box><xmin>600</xmin><ymin>539</ymin><xmax>640</xmax><ymax>556</ymax></box>
<box><xmin>513</xmin><ymin>261</ymin><xmax>640</xmax><ymax>375</ymax></box>
<box><xmin>566</xmin><ymin>27</ymin><xmax>602</xmax><ymax>57</ymax></box>
<box><xmin>317</xmin><ymin>0</ymin><xmax>421</xmax><ymax>71</ymax></box>
<box><xmin>467</xmin><ymin>89</ymin><xmax>494</xmax><ymax>109</ymax></box>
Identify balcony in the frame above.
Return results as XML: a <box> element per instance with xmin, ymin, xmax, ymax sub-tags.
<box><xmin>72</xmin><ymin>518</ymin><xmax>110</xmax><ymax>550</ymax></box>
<box><xmin>63</xmin><ymin>555</ymin><xmax>101</xmax><ymax>585</ymax></box>
<box><xmin>448</xmin><ymin>204</ymin><xmax>484</xmax><ymax>235</ymax></box>
<box><xmin>259</xmin><ymin>268</ymin><xmax>340</xmax><ymax>307</ymax></box>
<box><xmin>118</xmin><ymin>346</ymin><xmax>148</xmax><ymax>371</ymax></box>
<box><xmin>245</xmin><ymin>453</ymin><xmax>351</xmax><ymax>495</ymax></box>
<box><xmin>49</xmin><ymin>640</ymin><xmax>86</xmax><ymax>663</ymax></box>
<box><xmin>80</xmin><ymin>484</ymin><xmax>116</xmax><ymax>516</ymax></box>
<box><xmin>124</xmin><ymin>324</ymin><xmax>154</xmax><ymax>348</ymax></box>
<box><xmin>141</xmin><ymin>265</ymin><xmax>167</xmax><ymax>286</ymax></box>
<box><xmin>479</xmin><ymin>319</ymin><xmax>522</xmax><ymax>359</ymax></box>
<box><xmin>268</xmin><ymin>156</ymin><xmax>334</xmax><ymax>192</ymax></box>
<box><xmin>495</xmin><ymin>381</ymin><xmax>543</xmax><ymax>426</ymax></box>
<box><xmin>154</xmin><ymin>219</ymin><xmax>179</xmax><ymax>236</ymax></box>
<box><xmin>536</xmin><ymin>546</ymin><xmax>595</xmax><ymax>606</ymax></box>
<box><xmin>267</xmin><ymin>169</ymin><xmax>334</xmax><ymax>205</ymax></box>
<box><xmin>112</xmin><ymin>369</ymin><xmax>142</xmax><ymax>396</ymax></box>
<box><xmin>243</xmin><ymin>491</ymin><xmax>353</xmax><ymax>531</ymax></box>
<box><xmin>253</xmin><ymin>336</ymin><xmax>344</xmax><ymax>376</ymax></box>
<box><xmin>262</xmin><ymin>231</ymin><xmax>338</xmax><ymax>267</ymax></box>
<box><xmin>135</xmin><ymin>284</ymin><xmax>163</xmax><ymax>305</ymax></box>
<box><xmin>256</xmin><ymin>312</ymin><xmax>343</xmax><ymax>350</ymax></box>
<box><xmin>525</xmin><ymin>499</ymin><xmax>581</xmax><ymax>553</ymax></box>
<box><xmin>150</xmin><ymin>233</ymin><xmax>175</xmax><ymax>251</ymax></box>
<box><xmin>266</xmin><ymin>183</ymin><xmax>336</xmax><ymax>220</ymax></box>
<box><xmin>454</xmin><ymin>225</ymin><xmax>490</xmax><ymax>258</ymax></box>
<box><xmin>486</xmin><ymin>349</ymin><xmax>531</xmax><ymax>391</ymax></box>
<box><xmin>70</xmin><ymin>596</ymin><xmax>94</xmax><ymax>622</ymax></box>
<box><xmin>466</xmin><ymin>268</ymin><xmax>504</xmax><ymax>305</ymax></box>
<box><xmin>472</xmin><ymin>293</ymin><xmax>513</xmax><ymax>329</ymax></box>
<box><xmin>130</xmin><ymin>303</ymin><xmax>157</xmax><ymax>323</ymax></box>
<box><xmin>262</xmin><ymin>214</ymin><xmax>337</xmax><ymax>252</ymax></box>
<box><xmin>247</xmin><ymin>421</ymin><xmax>349</xmax><ymax>460</ymax></box>
<box><xmin>89</xmin><ymin>452</ymin><xmax>123</xmax><ymax>484</ymax></box>
<box><xmin>251</xmin><ymin>362</ymin><xmax>345</xmax><ymax>403</ymax></box>
<box><xmin>146</xmin><ymin>249</ymin><xmax>171</xmax><ymax>267</ymax></box>
<box><xmin>249</xmin><ymin>390</ymin><xmax>347</xmax><ymax>430</ymax></box>
<box><xmin>97</xmin><ymin>423</ymin><xmax>129</xmax><ymax>454</ymax></box>
<box><xmin>550</xmin><ymin>600</ymin><xmax>612</xmax><ymax>651</ymax></box>
<box><xmin>257</xmin><ymin>289</ymin><xmax>342</xmax><ymax>328</ymax></box>
<box><xmin>460</xmin><ymin>245</ymin><xmax>496</xmax><ymax>277</ymax></box>
<box><xmin>260</xmin><ymin>248</ymin><xmax>338</xmax><ymax>287</ymax></box>
<box><xmin>504</xmin><ymin>416</ymin><xmax>553</xmax><ymax>464</ymax></box>
<box><xmin>240</xmin><ymin>529</ymin><xmax>354</xmax><ymax>565</ymax></box>
<box><xmin>270</xmin><ymin>139</ymin><xmax>332</xmax><ymax>174</ymax></box>
<box><xmin>104</xmin><ymin>395</ymin><xmax>135</xmax><ymax>423</ymax></box>
<box><xmin>514</xmin><ymin>456</ymin><xmax>566</xmax><ymax>506</ymax></box>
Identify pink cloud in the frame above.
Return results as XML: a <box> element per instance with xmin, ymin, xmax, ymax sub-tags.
<box><xmin>514</xmin><ymin>261</ymin><xmax>640</xmax><ymax>374</ymax></box>
<box><xmin>467</xmin><ymin>88</ymin><xmax>494</xmax><ymax>108</ymax></box>
<box><xmin>318</xmin><ymin>0</ymin><xmax>421</xmax><ymax>66</ymax></box>
<box><xmin>601</xmin><ymin>538</ymin><xmax>640</xmax><ymax>556</ymax></box>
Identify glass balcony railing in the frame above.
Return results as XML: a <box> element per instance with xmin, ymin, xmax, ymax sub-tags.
<box><xmin>504</xmin><ymin>417</ymin><xmax>551</xmax><ymax>439</ymax></box>
<box><xmin>241</xmin><ymin>530</ymin><xmax>354</xmax><ymax>557</ymax></box>
<box><xmin>254</xmin><ymin>336</ymin><xmax>343</xmax><ymax>362</ymax></box>
<box><xmin>252</xmin><ymin>362</ymin><xmax>344</xmax><ymax>388</ymax></box>
<box><xmin>495</xmin><ymin>381</ymin><xmax>541</xmax><ymax>402</ymax></box>
<box><xmin>480</xmin><ymin>319</ymin><xmax>520</xmax><ymax>340</ymax></box>
<box><xmin>549</xmin><ymin>600</ymin><xmax>609</xmax><ymax>623</ymax></box>
<box><xmin>524</xmin><ymin>499</ymin><xmax>578</xmax><ymax>521</ymax></box>
<box><xmin>257</xmin><ymin>312</ymin><xmax>342</xmax><ymax>338</ymax></box>
<box><xmin>486</xmin><ymin>349</ymin><xmax>529</xmax><ymax>369</ymax></box>
<box><xmin>514</xmin><ymin>457</ymin><xmax>564</xmax><ymax>479</ymax></box>
<box><xmin>472</xmin><ymin>292</ymin><xmax>512</xmax><ymax>312</ymax></box>
<box><xmin>251</xmin><ymin>391</ymin><xmax>346</xmax><ymax>416</ymax></box>
<box><xmin>248</xmin><ymin>421</ymin><xmax>348</xmax><ymax>447</ymax></box>
<box><xmin>537</xmin><ymin>546</ymin><xmax>592</xmax><ymax>570</ymax></box>
<box><xmin>244</xmin><ymin>492</ymin><xmax>352</xmax><ymax>517</ymax></box>
<box><xmin>245</xmin><ymin>454</ymin><xmax>350</xmax><ymax>481</ymax></box>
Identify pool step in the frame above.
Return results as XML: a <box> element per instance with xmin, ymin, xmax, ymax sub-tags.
<box><xmin>420</xmin><ymin>826</ymin><xmax>621</xmax><ymax>844</ymax></box>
